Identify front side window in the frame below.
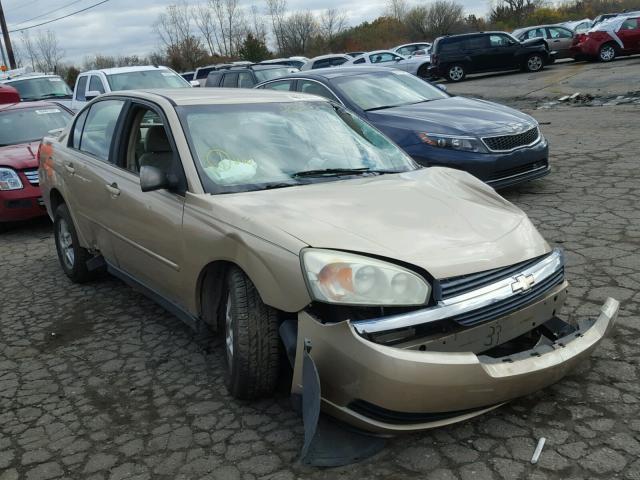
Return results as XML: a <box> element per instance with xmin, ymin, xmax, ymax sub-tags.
<box><xmin>79</xmin><ymin>100</ymin><xmax>125</xmax><ymax>162</ymax></box>
<box><xmin>7</xmin><ymin>76</ymin><xmax>72</xmax><ymax>101</ymax></box>
<box><xmin>71</xmin><ymin>109</ymin><xmax>89</xmax><ymax>149</ymax></box>
<box><xmin>123</xmin><ymin>107</ymin><xmax>176</xmax><ymax>176</ymax></box>
<box><xmin>89</xmin><ymin>75</ymin><xmax>105</xmax><ymax>94</ymax></box>
<box><xmin>548</xmin><ymin>27</ymin><xmax>572</xmax><ymax>38</ymax></box>
<box><xmin>369</xmin><ymin>52</ymin><xmax>401</xmax><ymax>63</ymax></box>
<box><xmin>106</xmin><ymin>70</ymin><xmax>190</xmax><ymax>91</ymax></box>
<box><xmin>489</xmin><ymin>34</ymin><xmax>513</xmax><ymax>47</ymax></box>
<box><xmin>177</xmin><ymin>101</ymin><xmax>416</xmax><ymax>194</ymax></box>
<box><xmin>254</xmin><ymin>68</ymin><xmax>294</xmax><ymax>82</ymax></box>
<box><xmin>75</xmin><ymin>76</ymin><xmax>88</xmax><ymax>101</ymax></box>
<box><xmin>298</xmin><ymin>80</ymin><xmax>338</xmax><ymax>102</ymax></box>
<box><xmin>526</xmin><ymin>28</ymin><xmax>546</xmax><ymax>39</ymax></box>
<box><xmin>0</xmin><ymin>107</ymin><xmax>72</xmax><ymax>146</ymax></box>
<box><xmin>332</xmin><ymin>70</ymin><xmax>448</xmax><ymax>111</ymax></box>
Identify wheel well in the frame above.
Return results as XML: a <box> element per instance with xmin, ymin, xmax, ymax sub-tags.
<box><xmin>50</xmin><ymin>189</ymin><xmax>65</xmax><ymax>213</ymax></box>
<box><xmin>197</xmin><ymin>260</ymin><xmax>235</xmax><ymax>332</ymax></box>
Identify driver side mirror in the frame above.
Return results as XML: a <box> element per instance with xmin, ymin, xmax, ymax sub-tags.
<box><xmin>140</xmin><ymin>165</ymin><xmax>179</xmax><ymax>192</ymax></box>
<box><xmin>85</xmin><ymin>90</ymin><xmax>102</xmax><ymax>101</ymax></box>
<box><xmin>190</xmin><ymin>80</ymin><xmax>200</xmax><ymax>87</ymax></box>
<box><xmin>436</xmin><ymin>84</ymin><xmax>448</xmax><ymax>92</ymax></box>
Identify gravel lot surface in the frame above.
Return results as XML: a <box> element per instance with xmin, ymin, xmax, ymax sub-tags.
<box><xmin>1</xmin><ymin>102</ymin><xmax>639</xmax><ymax>478</ymax></box>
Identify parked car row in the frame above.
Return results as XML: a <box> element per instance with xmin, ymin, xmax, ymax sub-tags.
<box><xmin>34</xmin><ymin>87</ymin><xmax>618</xmax><ymax>464</ymax></box>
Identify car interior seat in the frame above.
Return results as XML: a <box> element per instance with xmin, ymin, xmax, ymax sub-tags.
<box><xmin>139</xmin><ymin>126</ymin><xmax>174</xmax><ymax>173</ymax></box>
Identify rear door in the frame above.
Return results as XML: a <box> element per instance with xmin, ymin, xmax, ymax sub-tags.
<box><xmin>105</xmin><ymin>101</ymin><xmax>186</xmax><ymax>301</ymax></box>
<box><xmin>62</xmin><ymin>99</ymin><xmax>127</xmax><ymax>263</ymax></box>
<box><xmin>546</xmin><ymin>27</ymin><xmax>574</xmax><ymax>57</ymax></box>
<box><xmin>618</xmin><ymin>17</ymin><xmax>640</xmax><ymax>51</ymax></box>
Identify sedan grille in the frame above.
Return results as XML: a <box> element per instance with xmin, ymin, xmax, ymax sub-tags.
<box><xmin>436</xmin><ymin>253</ymin><xmax>549</xmax><ymax>301</ymax></box>
<box><xmin>23</xmin><ymin>169</ymin><xmax>39</xmax><ymax>185</ymax></box>
<box><xmin>482</xmin><ymin>127</ymin><xmax>540</xmax><ymax>152</ymax></box>
<box><xmin>449</xmin><ymin>266</ymin><xmax>564</xmax><ymax>327</ymax></box>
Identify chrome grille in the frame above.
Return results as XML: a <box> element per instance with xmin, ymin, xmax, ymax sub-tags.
<box><xmin>437</xmin><ymin>253</ymin><xmax>548</xmax><ymax>300</ymax></box>
<box><xmin>482</xmin><ymin>127</ymin><xmax>540</xmax><ymax>152</ymax></box>
<box><xmin>23</xmin><ymin>169</ymin><xmax>39</xmax><ymax>185</ymax></box>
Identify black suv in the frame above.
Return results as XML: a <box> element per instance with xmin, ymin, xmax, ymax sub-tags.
<box><xmin>428</xmin><ymin>32</ymin><xmax>551</xmax><ymax>82</ymax></box>
<box><xmin>205</xmin><ymin>65</ymin><xmax>295</xmax><ymax>88</ymax></box>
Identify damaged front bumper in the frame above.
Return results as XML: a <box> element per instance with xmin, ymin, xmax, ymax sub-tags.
<box><xmin>291</xmin><ymin>272</ymin><xmax>619</xmax><ymax>434</ymax></box>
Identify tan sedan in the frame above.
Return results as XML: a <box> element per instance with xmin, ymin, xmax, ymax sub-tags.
<box><xmin>39</xmin><ymin>89</ymin><xmax>618</xmax><ymax>442</ymax></box>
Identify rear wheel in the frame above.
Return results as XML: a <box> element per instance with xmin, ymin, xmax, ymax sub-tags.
<box><xmin>54</xmin><ymin>204</ymin><xmax>92</xmax><ymax>283</ymax></box>
<box><xmin>598</xmin><ymin>43</ymin><xmax>616</xmax><ymax>62</ymax></box>
<box><xmin>417</xmin><ymin>64</ymin><xmax>430</xmax><ymax>79</ymax></box>
<box><xmin>525</xmin><ymin>54</ymin><xmax>544</xmax><ymax>72</ymax></box>
<box><xmin>221</xmin><ymin>266</ymin><xmax>281</xmax><ymax>400</ymax></box>
<box><xmin>446</xmin><ymin>64</ymin><xmax>466</xmax><ymax>82</ymax></box>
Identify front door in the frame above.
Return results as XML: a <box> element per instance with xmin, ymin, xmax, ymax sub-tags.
<box><xmin>486</xmin><ymin>34</ymin><xmax>520</xmax><ymax>69</ymax></box>
<box><xmin>106</xmin><ymin>103</ymin><xmax>186</xmax><ymax>302</ymax></box>
<box><xmin>546</xmin><ymin>27</ymin><xmax>574</xmax><ymax>58</ymax></box>
<box><xmin>618</xmin><ymin>17</ymin><xmax>640</xmax><ymax>51</ymax></box>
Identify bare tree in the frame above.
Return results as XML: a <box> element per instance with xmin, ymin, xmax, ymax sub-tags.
<box><xmin>154</xmin><ymin>2</ymin><xmax>209</xmax><ymax>70</ymax></box>
<box><xmin>249</xmin><ymin>4</ymin><xmax>267</xmax><ymax>43</ymax></box>
<box><xmin>280</xmin><ymin>10</ymin><xmax>317</xmax><ymax>55</ymax></box>
<box><xmin>490</xmin><ymin>0</ymin><xmax>538</xmax><ymax>23</ymax></box>
<box><xmin>208</xmin><ymin>0</ymin><xmax>247</xmax><ymax>56</ymax></box>
<box><xmin>406</xmin><ymin>1</ymin><xmax>465</xmax><ymax>39</ymax></box>
<box><xmin>19</xmin><ymin>32</ymin><xmax>40</xmax><ymax>71</ymax></box>
<box><xmin>319</xmin><ymin>8</ymin><xmax>347</xmax><ymax>45</ymax></box>
<box><xmin>193</xmin><ymin>2</ymin><xmax>219</xmax><ymax>55</ymax></box>
<box><xmin>265</xmin><ymin>0</ymin><xmax>287</xmax><ymax>53</ymax></box>
<box><xmin>386</xmin><ymin>0</ymin><xmax>408</xmax><ymax>21</ymax></box>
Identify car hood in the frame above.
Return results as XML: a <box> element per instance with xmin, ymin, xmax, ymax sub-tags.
<box><xmin>0</xmin><ymin>141</ymin><xmax>39</xmax><ymax>170</ymax></box>
<box><xmin>210</xmin><ymin>167</ymin><xmax>549</xmax><ymax>279</ymax></box>
<box><xmin>366</xmin><ymin>96</ymin><xmax>537</xmax><ymax>139</ymax></box>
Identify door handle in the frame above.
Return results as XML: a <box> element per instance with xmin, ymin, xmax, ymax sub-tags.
<box><xmin>105</xmin><ymin>182</ymin><xmax>121</xmax><ymax>197</ymax></box>
<box><xmin>64</xmin><ymin>163</ymin><xmax>75</xmax><ymax>174</ymax></box>
<box><xmin>552</xmin><ymin>39</ymin><xmax>560</xmax><ymax>43</ymax></box>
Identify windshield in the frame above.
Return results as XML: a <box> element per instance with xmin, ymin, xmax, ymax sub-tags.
<box><xmin>0</xmin><ymin>107</ymin><xmax>72</xmax><ymax>146</ymax></box>
<box><xmin>331</xmin><ymin>70</ymin><xmax>449</xmax><ymax>111</ymax></box>
<box><xmin>106</xmin><ymin>70</ymin><xmax>190</xmax><ymax>91</ymax></box>
<box><xmin>177</xmin><ymin>101</ymin><xmax>416</xmax><ymax>194</ymax></box>
<box><xmin>7</xmin><ymin>77</ymin><xmax>72</xmax><ymax>101</ymax></box>
<box><xmin>254</xmin><ymin>67</ymin><xmax>296</xmax><ymax>82</ymax></box>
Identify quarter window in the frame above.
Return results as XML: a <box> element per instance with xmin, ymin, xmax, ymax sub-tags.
<box><xmin>75</xmin><ymin>76</ymin><xmax>87</xmax><ymax>101</ymax></box>
<box><xmin>71</xmin><ymin>109</ymin><xmax>89</xmax><ymax>149</ymax></box>
<box><xmin>353</xmin><ymin>57</ymin><xmax>366</xmax><ymax>64</ymax></box>
<box><xmin>79</xmin><ymin>100</ymin><xmax>125</xmax><ymax>162</ymax></box>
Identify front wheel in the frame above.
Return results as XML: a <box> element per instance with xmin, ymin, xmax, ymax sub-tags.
<box><xmin>54</xmin><ymin>204</ymin><xmax>92</xmax><ymax>283</ymax></box>
<box><xmin>598</xmin><ymin>43</ymin><xmax>616</xmax><ymax>62</ymax></box>
<box><xmin>447</xmin><ymin>64</ymin><xmax>466</xmax><ymax>82</ymax></box>
<box><xmin>525</xmin><ymin>54</ymin><xmax>544</xmax><ymax>72</ymax></box>
<box><xmin>222</xmin><ymin>266</ymin><xmax>281</xmax><ymax>400</ymax></box>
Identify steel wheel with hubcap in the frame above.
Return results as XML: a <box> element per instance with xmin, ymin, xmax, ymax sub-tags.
<box><xmin>447</xmin><ymin>64</ymin><xmax>465</xmax><ymax>82</ymax></box>
<box><xmin>221</xmin><ymin>266</ymin><xmax>281</xmax><ymax>400</ymax></box>
<box><xmin>526</xmin><ymin>54</ymin><xmax>544</xmax><ymax>72</ymax></box>
<box><xmin>599</xmin><ymin>43</ymin><xmax>616</xmax><ymax>62</ymax></box>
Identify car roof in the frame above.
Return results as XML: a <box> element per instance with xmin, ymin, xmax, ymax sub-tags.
<box><xmin>394</xmin><ymin>42</ymin><xmax>430</xmax><ymax>48</ymax></box>
<box><xmin>308</xmin><ymin>53</ymin><xmax>351</xmax><ymax>61</ymax></box>
<box><xmin>261</xmin><ymin>66</ymin><xmax>398</xmax><ymax>81</ymax></box>
<box><xmin>108</xmin><ymin>88</ymin><xmax>328</xmax><ymax>106</ymax></box>
<box><xmin>2</xmin><ymin>73</ymin><xmax>62</xmax><ymax>83</ymax></box>
<box><xmin>0</xmin><ymin>100</ymin><xmax>69</xmax><ymax>112</ymax></box>
<box><xmin>81</xmin><ymin>65</ymin><xmax>172</xmax><ymax>75</ymax></box>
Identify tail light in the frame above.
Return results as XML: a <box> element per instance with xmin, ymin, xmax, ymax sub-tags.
<box><xmin>431</xmin><ymin>53</ymin><xmax>439</xmax><ymax>65</ymax></box>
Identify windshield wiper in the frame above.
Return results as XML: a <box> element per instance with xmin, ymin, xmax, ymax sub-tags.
<box><xmin>39</xmin><ymin>93</ymin><xmax>71</xmax><ymax>99</ymax></box>
<box><xmin>365</xmin><ymin>105</ymin><xmax>398</xmax><ymax>112</ymax></box>
<box><xmin>291</xmin><ymin>167</ymin><xmax>377</xmax><ymax>178</ymax></box>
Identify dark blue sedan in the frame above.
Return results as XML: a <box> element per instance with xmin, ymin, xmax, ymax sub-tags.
<box><xmin>254</xmin><ymin>66</ymin><xmax>549</xmax><ymax>188</ymax></box>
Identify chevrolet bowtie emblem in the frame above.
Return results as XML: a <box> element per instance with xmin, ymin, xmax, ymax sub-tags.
<box><xmin>511</xmin><ymin>274</ymin><xmax>535</xmax><ymax>293</ymax></box>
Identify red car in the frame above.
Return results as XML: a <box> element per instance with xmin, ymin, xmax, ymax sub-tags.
<box><xmin>0</xmin><ymin>101</ymin><xmax>73</xmax><ymax>230</ymax></box>
<box><xmin>571</xmin><ymin>14</ymin><xmax>640</xmax><ymax>61</ymax></box>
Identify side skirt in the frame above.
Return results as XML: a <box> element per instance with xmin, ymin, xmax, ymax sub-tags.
<box><xmin>106</xmin><ymin>262</ymin><xmax>203</xmax><ymax>333</ymax></box>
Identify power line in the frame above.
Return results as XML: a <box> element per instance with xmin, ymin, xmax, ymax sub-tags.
<box><xmin>3</xmin><ymin>0</ymin><xmax>42</xmax><ymax>16</ymax></box>
<box><xmin>10</xmin><ymin>0</ymin><xmax>86</xmax><ymax>28</ymax></box>
<box><xmin>7</xmin><ymin>0</ymin><xmax>109</xmax><ymax>33</ymax></box>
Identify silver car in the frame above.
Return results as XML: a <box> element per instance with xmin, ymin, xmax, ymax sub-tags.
<box><xmin>343</xmin><ymin>50</ymin><xmax>431</xmax><ymax>78</ymax></box>
<box><xmin>512</xmin><ymin>25</ymin><xmax>576</xmax><ymax>59</ymax></box>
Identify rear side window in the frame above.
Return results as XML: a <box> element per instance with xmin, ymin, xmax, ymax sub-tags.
<box><xmin>463</xmin><ymin>36</ymin><xmax>487</xmax><ymax>49</ymax></box>
<box><xmin>238</xmin><ymin>72</ymin><xmax>255</xmax><ymax>88</ymax></box>
<box><xmin>205</xmin><ymin>72</ymin><xmax>223</xmax><ymax>87</ymax></box>
<box><xmin>439</xmin><ymin>37</ymin><xmax>466</xmax><ymax>53</ymax></box>
<box><xmin>621</xmin><ymin>18</ymin><xmax>639</xmax><ymax>30</ymax></box>
<box><xmin>89</xmin><ymin>75</ymin><xmax>105</xmax><ymax>94</ymax></box>
<box><xmin>75</xmin><ymin>76</ymin><xmax>87</xmax><ymax>101</ymax></box>
<box><xmin>353</xmin><ymin>57</ymin><xmax>366</xmax><ymax>64</ymax></box>
<box><xmin>222</xmin><ymin>73</ymin><xmax>238</xmax><ymax>87</ymax></box>
<box><xmin>79</xmin><ymin>100</ymin><xmax>125</xmax><ymax>162</ymax></box>
<box><xmin>298</xmin><ymin>80</ymin><xmax>338</xmax><ymax>101</ymax></box>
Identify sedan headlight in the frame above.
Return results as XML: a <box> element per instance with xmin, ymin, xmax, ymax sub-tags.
<box><xmin>302</xmin><ymin>249</ymin><xmax>430</xmax><ymax>306</ymax></box>
<box><xmin>0</xmin><ymin>168</ymin><xmax>23</xmax><ymax>191</ymax></box>
<box><xmin>418</xmin><ymin>132</ymin><xmax>487</xmax><ymax>153</ymax></box>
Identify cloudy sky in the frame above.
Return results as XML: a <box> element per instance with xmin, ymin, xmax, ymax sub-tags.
<box><xmin>2</xmin><ymin>0</ymin><xmax>490</xmax><ymax>64</ymax></box>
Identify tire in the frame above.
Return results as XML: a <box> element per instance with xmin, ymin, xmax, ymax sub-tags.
<box><xmin>417</xmin><ymin>64</ymin><xmax>429</xmax><ymax>79</ymax></box>
<box><xmin>525</xmin><ymin>54</ymin><xmax>544</xmax><ymax>72</ymax></box>
<box><xmin>54</xmin><ymin>203</ymin><xmax>92</xmax><ymax>283</ymax></box>
<box><xmin>222</xmin><ymin>266</ymin><xmax>281</xmax><ymax>400</ymax></box>
<box><xmin>598</xmin><ymin>43</ymin><xmax>616</xmax><ymax>62</ymax></box>
<box><xmin>446</xmin><ymin>64</ymin><xmax>466</xmax><ymax>82</ymax></box>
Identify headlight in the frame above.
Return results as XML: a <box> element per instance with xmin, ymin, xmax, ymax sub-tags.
<box><xmin>418</xmin><ymin>132</ymin><xmax>486</xmax><ymax>153</ymax></box>
<box><xmin>0</xmin><ymin>168</ymin><xmax>23</xmax><ymax>191</ymax></box>
<box><xmin>302</xmin><ymin>249</ymin><xmax>430</xmax><ymax>306</ymax></box>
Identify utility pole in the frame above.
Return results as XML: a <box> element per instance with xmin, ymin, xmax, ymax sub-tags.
<box><xmin>0</xmin><ymin>0</ymin><xmax>16</xmax><ymax>69</ymax></box>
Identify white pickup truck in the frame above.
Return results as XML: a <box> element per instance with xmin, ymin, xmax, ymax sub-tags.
<box><xmin>71</xmin><ymin>65</ymin><xmax>192</xmax><ymax>111</ymax></box>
